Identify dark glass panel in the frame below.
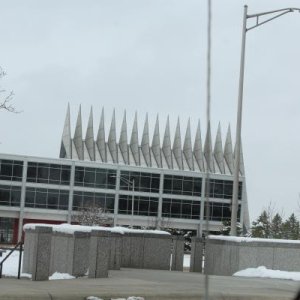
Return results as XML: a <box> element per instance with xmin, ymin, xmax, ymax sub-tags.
<box><xmin>224</xmin><ymin>181</ymin><xmax>233</xmax><ymax>199</ymax></box>
<box><xmin>35</xmin><ymin>190</ymin><xmax>47</xmax><ymax>208</ymax></box>
<box><xmin>170</xmin><ymin>200</ymin><xmax>181</xmax><ymax>218</ymax></box>
<box><xmin>107</xmin><ymin>170</ymin><xmax>116</xmax><ymax>189</ymax></box>
<box><xmin>37</xmin><ymin>165</ymin><xmax>49</xmax><ymax>184</ymax></box>
<box><xmin>59</xmin><ymin>192</ymin><xmax>69</xmax><ymax>210</ymax></box>
<box><xmin>49</xmin><ymin>167</ymin><xmax>61</xmax><ymax>184</ymax></box>
<box><xmin>163</xmin><ymin>176</ymin><xmax>172</xmax><ymax>193</ymax></box>
<box><xmin>193</xmin><ymin>179</ymin><xmax>202</xmax><ymax>196</ymax></box>
<box><xmin>105</xmin><ymin>196</ymin><xmax>115</xmax><ymax>212</ymax></box>
<box><xmin>223</xmin><ymin>203</ymin><xmax>231</xmax><ymax>221</ymax></box>
<box><xmin>12</xmin><ymin>164</ymin><xmax>23</xmax><ymax>180</ymax></box>
<box><xmin>74</xmin><ymin>167</ymin><xmax>84</xmax><ymax>186</ymax></box>
<box><xmin>140</xmin><ymin>175</ymin><xmax>150</xmax><ymax>192</ymax></box>
<box><xmin>61</xmin><ymin>167</ymin><xmax>71</xmax><ymax>185</ymax></box>
<box><xmin>0</xmin><ymin>188</ymin><xmax>10</xmax><ymax>205</ymax></box>
<box><xmin>192</xmin><ymin>202</ymin><xmax>201</xmax><ymax>219</ymax></box>
<box><xmin>182</xmin><ymin>178</ymin><xmax>193</xmax><ymax>195</ymax></box>
<box><xmin>172</xmin><ymin>177</ymin><xmax>182</xmax><ymax>193</ymax></box>
<box><xmin>0</xmin><ymin>162</ymin><xmax>13</xmax><ymax>179</ymax></box>
<box><xmin>25</xmin><ymin>189</ymin><xmax>35</xmax><ymax>207</ymax></box>
<box><xmin>151</xmin><ymin>175</ymin><xmax>160</xmax><ymax>193</ymax></box>
<box><xmin>48</xmin><ymin>191</ymin><xmax>59</xmax><ymax>209</ymax></box>
<box><xmin>95</xmin><ymin>170</ymin><xmax>107</xmax><ymax>188</ymax></box>
<box><xmin>72</xmin><ymin>194</ymin><xmax>82</xmax><ymax>210</ymax></box>
<box><xmin>238</xmin><ymin>182</ymin><xmax>243</xmax><ymax>200</ymax></box>
<box><xmin>10</xmin><ymin>188</ymin><xmax>21</xmax><ymax>206</ymax></box>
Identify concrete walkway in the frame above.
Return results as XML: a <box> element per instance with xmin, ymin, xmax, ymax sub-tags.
<box><xmin>0</xmin><ymin>268</ymin><xmax>300</xmax><ymax>300</ymax></box>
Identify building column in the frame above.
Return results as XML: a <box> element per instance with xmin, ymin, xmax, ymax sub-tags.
<box><xmin>18</xmin><ymin>160</ymin><xmax>28</xmax><ymax>242</ymax></box>
<box><xmin>113</xmin><ymin>168</ymin><xmax>121</xmax><ymax>226</ymax></box>
<box><xmin>67</xmin><ymin>161</ymin><xmax>76</xmax><ymax>223</ymax></box>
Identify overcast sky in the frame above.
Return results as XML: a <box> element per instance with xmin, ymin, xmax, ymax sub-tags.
<box><xmin>0</xmin><ymin>0</ymin><xmax>299</xmax><ymax>222</ymax></box>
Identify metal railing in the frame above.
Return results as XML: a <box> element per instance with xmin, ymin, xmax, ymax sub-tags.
<box><xmin>0</xmin><ymin>242</ymin><xmax>23</xmax><ymax>279</ymax></box>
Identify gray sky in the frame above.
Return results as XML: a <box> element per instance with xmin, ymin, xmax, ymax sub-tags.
<box><xmin>0</xmin><ymin>0</ymin><xmax>299</xmax><ymax>222</ymax></box>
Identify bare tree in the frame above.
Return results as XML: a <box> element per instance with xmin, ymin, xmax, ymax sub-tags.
<box><xmin>0</xmin><ymin>68</ymin><xmax>18</xmax><ymax>113</ymax></box>
<box><xmin>72</xmin><ymin>205</ymin><xmax>113</xmax><ymax>226</ymax></box>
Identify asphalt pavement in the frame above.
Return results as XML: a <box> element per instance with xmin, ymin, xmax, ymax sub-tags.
<box><xmin>0</xmin><ymin>268</ymin><xmax>299</xmax><ymax>300</ymax></box>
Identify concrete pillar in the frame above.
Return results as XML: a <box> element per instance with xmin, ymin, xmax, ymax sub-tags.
<box><xmin>50</xmin><ymin>231</ymin><xmax>90</xmax><ymax>277</ymax></box>
<box><xmin>171</xmin><ymin>236</ymin><xmax>185</xmax><ymax>271</ymax></box>
<box><xmin>31</xmin><ymin>226</ymin><xmax>52</xmax><ymax>281</ymax></box>
<box><xmin>109</xmin><ymin>232</ymin><xmax>122</xmax><ymax>270</ymax></box>
<box><xmin>88</xmin><ymin>230</ymin><xmax>111</xmax><ymax>278</ymax></box>
<box><xmin>121</xmin><ymin>232</ymin><xmax>144</xmax><ymax>268</ymax></box>
<box><xmin>190</xmin><ymin>237</ymin><xmax>203</xmax><ymax>273</ymax></box>
<box><xmin>22</xmin><ymin>228</ymin><xmax>35</xmax><ymax>274</ymax></box>
<box><xmin>143</xmin><ymin>234</ymin><xmax>172</xmax><ymax>270</ymax></box>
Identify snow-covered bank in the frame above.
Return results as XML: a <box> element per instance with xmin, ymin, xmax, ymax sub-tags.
<box><xmin>209</xmin><ymin>235</ymin><xmax>300</xmax><ymax>244</ymax></box>
<box><xmin>23</xmin><ymin>223</ymin><xmax>171</xmax><ymax>235</ymax></box>
<box><xmin>234</xmin><ymin>266</ymin><xmax>300</xmax><ymax>281</ymax></box>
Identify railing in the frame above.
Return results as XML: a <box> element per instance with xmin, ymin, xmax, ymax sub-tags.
<box><xmin>0</xmin><ymin>242</ymin><xmax>23</xmax><ymax>279</ymax></box>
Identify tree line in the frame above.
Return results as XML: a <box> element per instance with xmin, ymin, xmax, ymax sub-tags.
<box><xmin>251</xmin><ymin>210</ymin><xmax>300</xmax><ymax>240</ymax></box>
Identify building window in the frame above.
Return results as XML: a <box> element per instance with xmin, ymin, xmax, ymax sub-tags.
<box><xmin>74</xmin><ymin>167</ymin><xmax>116</xmax><ymax>189</ymax></box>
<box><xmin>208</xmin><ymin>179</ymin><xmax>243</xmax><ymax>200</ymax></box>
<box><xmin>25</xmin><ymin>187</ymin><xmax>69</xmax><ymax>210</ymax></box>
<box><xmin>0</xmin><ymin>218</ymin><xmax>14</xmax><ymax>243</ymax></box>
<box><xmin>72</xmin><ymin>191</ymin><xmax>115</xmax><ymax>213</ymax></box>
<box><xmin>163</xmin><ymin>175</ymin><xmax>202</xmax><ymax>196</ymax></box>
<box><xmin>27</xmin><ymin>162</ymin><xmax>71</xmax><ymax>185</ymax></box>
<box><xmin>204</xmin><ymin>202</ymin><xmax>241</xmax><ymax>222</ymax></box>
<box><xmin>0</xmin><ymin>185</ymin><xmax>21</xmax><ymax>207</ymax></box>
<box><xmin>0</xmin><ymin>160</ymin><xmax>23</xmax><ymax>182</ymax></box>
<box><xmin>162</xmin><ymin>198</ymin><xmax>201</xmax><ymax>219</ymax></box>
<box><xmin>119</xmin><ymin>171</ymin><xmax>160</xmax><ymax>193</ymax></box>
<box><xmin>118</xmin><ymin>195</ymin><xmax>158</xmax><ymax>217</ymax></box>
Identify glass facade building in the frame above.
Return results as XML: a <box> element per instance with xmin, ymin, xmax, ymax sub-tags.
<box><xmin>0</xmin><ymin>152</ymin><xmax>246</xmax><ymax>243</ymax></box>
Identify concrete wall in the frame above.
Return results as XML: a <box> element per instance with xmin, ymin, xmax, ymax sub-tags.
<box><xmin>205</xmin><ymin>237</ymin><xmax>300</xmax><ymax>276</ymax></box>
<box><xmin>171</xmin><ymin>236</ymin><xmax>184</xmax><ymax>271</ymax></box>
<box><xmin>121</xmin><ymin>232</ymin><xmax>172</xmax><ymax>270</ymax></box>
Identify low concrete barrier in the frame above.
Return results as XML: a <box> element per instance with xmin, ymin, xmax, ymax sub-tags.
<box><xmin>205</xmin><ymin>236</ymin><xmax>300</xmax><ymax>276</ymax></box>
<box><xmin>23</xmin><ymin>224</ymin><xmax>172</xmax><ymax>280</ymax></box>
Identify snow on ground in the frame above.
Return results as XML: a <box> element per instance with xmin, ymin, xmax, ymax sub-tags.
<box><xmin>49</xmin><ymin>272</ymin><xmax>75</xmax><ymax>280</ymax></box>
<box><xmin>183</xmin><ymin>254</ymin><xmax>190</xmax><ymax>268</ymax></box>
<box><xmin>234</xmin><ymin>266</ymin><xmax>300</xmax><ymax>281</ymax></box>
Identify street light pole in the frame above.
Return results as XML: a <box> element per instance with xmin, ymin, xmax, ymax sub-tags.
<box><xmin>230</xmin><ymin>5</ymin><xmax>300</xmax><ymax>236</ymax></box>
<box><xmin>131</xmin><ymin>178</ymin><xmax>135</xmax><ymax>229</ymax></box>
<box><xmin>231</xmin><ymin>5</ymin><xmax>248</xmax><ymax>236</ymax></box>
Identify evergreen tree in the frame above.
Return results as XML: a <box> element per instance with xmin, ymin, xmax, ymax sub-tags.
<box><xmin>251</xmin><ymin>210</ymin><xmax>271</xmax><ymax>238</ymax></box>
<box><xmin>282</xmin><ymin>213</ymin><xmax>300</xmax><ymax>240</ymax></box>
<box><xmin>270</xmin><ymin>213</ymin><xmax>283</xmax><ymax>239</ymax></box>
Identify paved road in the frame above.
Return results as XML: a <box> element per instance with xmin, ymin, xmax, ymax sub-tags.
<box><xmin>0</xmin><ymin>269</ymin><xmax>299</xmax><ymax>300</ymax></box>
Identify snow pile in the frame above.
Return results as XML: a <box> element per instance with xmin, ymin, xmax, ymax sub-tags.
<box><xmin>234</xmin><ymin>266</ymin><xmax>300</xmax><ymax>281</ymax></box>
<box><xmin>87</xmin><ymin>297</ymin><xmax>144</xmax><ymax>300</ymax></box>
<box><xmin>0</xmin><ymin>249</ymin><xmax>31</xmax><ymax>278</ymax></box>
<box><xmin>49</xmin><ymin>272</ymin><xmax>75</xmax><ymax>280</ymax></box>
<box><xmin>23</xmin><ymin>223</ymin><xmax>170</xmax><ymax>235</ymax></box>
<box><xmin>209</xmin><ymin>235</ymin><xmax>300</xmax><ymax>244</ymax></box>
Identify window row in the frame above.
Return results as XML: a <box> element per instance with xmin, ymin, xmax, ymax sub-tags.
<box><xmin>74</xmin><ymin>167</ymin><xmax>116</xmax><ymax>189</ymax></box>
<box><xmin>72</xmin><ymin>191</ymin><xmax>115</xmax><ymax>212</ymax></box>
<box><xmin>119</xmin><ymin>171</ymin><xmax>160</xmax><ymax>193</ymax></box>
<box><xmin>0</xmin><ymin>185</ymin><xmax>21</xmax><ymax>207</ymax></box>
<box><xmin>118</xmin><ymin>195</ymin><xmax>158</xmax><ymax>217</ymax></box>
<box><xmin>0</xmin><ymin>160</ymin><xmax>23</xmax><ymax>182</ymax></box>
<box><xmin>25</xmin><ymin>187</ymin><xmax>69</xmax><ymax>210</ymax></box>
<box><xmin>162</xmin><ymin>198</ymin><xmax>201</xmax><ymax>219</ymax></box>
<box><xmin>208</xmin><ymin>179</ymin><xmax>243</xmax><ymax>200</ymax></box>
<box><xmin>27</xmin><ymin>162</ymin><xmax>71</xmax><ymax>185</ymax></box>
<box><xmin>163</xmin><ymin>175</ymin><xmax>202</xmax><ymax>196</ymax></box>
<box><xmin>204</xmin><ymin>202</ymin><xmax>241</xmax><ymax>222</ymax></box>
<box><xmin>0</xmin><ymin>217</ymin><xmax>14</xmax><ymax>243</ymax></box>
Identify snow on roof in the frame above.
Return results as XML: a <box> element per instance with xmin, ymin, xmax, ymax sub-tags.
<box><xmin>209</xmin><ymin>235</ymin><xmax>300</xmax><ymax>244</ymax></box>
<box><xmin>23</xmin><ymin>223</ymin><xmax>170</xmax><ymax>235</ymax></box>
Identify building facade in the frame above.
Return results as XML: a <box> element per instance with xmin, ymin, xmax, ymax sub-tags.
<box><xmin>0</xmin><ymin>106</ymin><xmax>250</xmax><ymax>243</ymax></box>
